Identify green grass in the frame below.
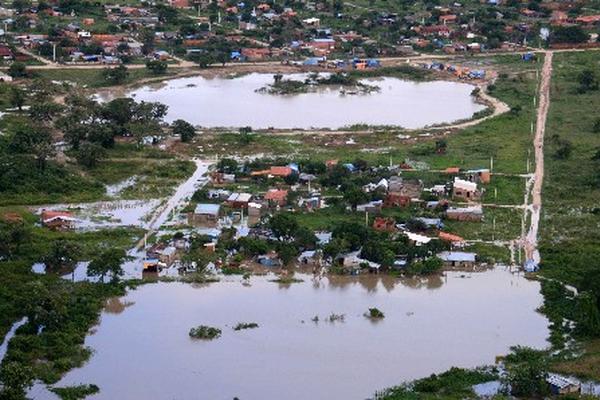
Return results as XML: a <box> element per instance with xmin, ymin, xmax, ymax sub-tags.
<box><xmin>34</xmin><ymin>68</ymin><xmax>175</xmax><ymax>88</ymax></box>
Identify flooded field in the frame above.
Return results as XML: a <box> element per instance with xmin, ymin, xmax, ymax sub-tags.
<box><xmin>47</xmin><ymin>268</ymin><xmax>548</xmax><ymax>400</ymax></box>
<box><xmin>98</xmin><ymin>73</ymin><xmax>486</xmax><ymax>129</ymax></box>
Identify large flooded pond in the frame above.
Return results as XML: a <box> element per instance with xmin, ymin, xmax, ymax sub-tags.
<box><xmin>99</xmin><ymin>73</ymin><xmax>486</xmax><ymax>129</ymax></box>
<box><xmin>49</xmin><ymin>268</ymin><xmax>547</xmax><ymax>400</ymax></box>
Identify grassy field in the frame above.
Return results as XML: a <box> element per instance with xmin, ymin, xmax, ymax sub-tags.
<box><xmin>539</xmin><ymin>51</ymin><xmax>600</xmax><ymax>286</ymax></box>
<box><xmin>33</xmin><ymin>68</ymin><xmax>176</xmax><ymax>88</ymax></box>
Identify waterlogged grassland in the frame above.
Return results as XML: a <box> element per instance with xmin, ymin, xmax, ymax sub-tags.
<box><xmin>192</xmin><ymin>55</ymin><xmax>540</xmax><ymax>176</ymax></box>
<box><xmin>34</xmin><ymin>68</ymin><xmax>175</xmax><ymax>88</ymax></box>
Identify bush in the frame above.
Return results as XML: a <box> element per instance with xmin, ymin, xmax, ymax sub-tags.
<box><xmin>233</xmin><ymin>322</ymin><xmax>259</xmax><ymax>331</ymax></box>
<box><xmin>365</xmin><ymin>307</ymin><xmax>385</xmax><ymax>319</ymax></box>
<box><xmin>189</xmin><ymin>325</ymin><xmax>221</xmax><ymax>340</ymax></box>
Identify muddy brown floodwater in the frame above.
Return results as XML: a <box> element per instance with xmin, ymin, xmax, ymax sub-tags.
<box><xmin>39</xmin><ymin>267</ymin><xmax>548</xmax><ymax>400</ymax></box>
<box><xmin>97</xmin><ymin>73</ymin><xmax>486</xmax><ymax>130</ymax></box>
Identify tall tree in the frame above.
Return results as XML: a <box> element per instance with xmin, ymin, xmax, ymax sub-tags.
<box><xmin>87</xmin><ymin>249</ymin><xmax>126</xmax><ymax>283</ymax></box>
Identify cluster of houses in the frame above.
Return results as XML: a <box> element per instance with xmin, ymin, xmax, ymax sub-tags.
<box><xmin>2</xmin><ymin>0</ymin><xmax>600</xmax><ymax>67</ymax></box>
<box><xmin>173</xmin><ymin>159</ymin><xmax>494</xmax><ymax>274</ymax></box>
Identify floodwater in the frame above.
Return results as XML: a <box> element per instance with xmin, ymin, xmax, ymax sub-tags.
<box><xmin>98</xmin><ymin>73</ymin><xmax>486</xmax><ymax>129</ymax></box>
<box><xmin>48</xmin><ymin>268</ymin><xmax>548</xmax><ymax>400</ymax></box>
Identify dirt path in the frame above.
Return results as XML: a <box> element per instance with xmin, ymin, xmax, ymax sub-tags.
<box><xmin>523</xmin><ymin>51</ymin><xmax>553</xmax><ymax>267</ymax></box>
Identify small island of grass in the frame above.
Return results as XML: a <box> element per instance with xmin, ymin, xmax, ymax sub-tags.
<box><xmin>233</xmin><ymin>322</ymin><xmax>259</xmax><ymax>331</ymax></box>
<box><xmin>365</xmin><ymin>307</ymin><xmax>385</xmax><ymax>319</ymax></box>
<box><xmin>189</xmin><ymin>325</ymin><xmax>222</xmax><ymax>340</ymax></box>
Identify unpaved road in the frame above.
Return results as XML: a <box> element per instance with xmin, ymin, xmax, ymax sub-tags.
<box><xmin>523</xmin><ymin>51</ymin><xmax>553</xmax><ymax>266</ymax></box>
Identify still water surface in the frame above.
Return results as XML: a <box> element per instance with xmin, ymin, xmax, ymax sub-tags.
<box><xmin>101</xmin><ymin>73</ymin><xmax>486</xmax><ymax>129</ymax></box>
<box><xmin>51</xmin><ymin>268</ymin><xmax>547</xmax><ymax>400</ymax></box>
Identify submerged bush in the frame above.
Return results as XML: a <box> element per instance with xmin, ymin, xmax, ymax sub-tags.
<box><xmin>365</xmin><ymin>308</ymin><xmax>385</xmax><ymax>319</ymax></box>
<box><xmin>50</xmin><ymin>384</ymin><xmax>100</xmax><ymax>400</ymax></box>
<box><xmin>189</xmin><ymin>325</ymin><xmax>221</xmax><ymax>340</ymax></box>
<box><xmin>233</xmin><ymin>322</ymin><xmax>259</xmax><ymax>331</ymax></box>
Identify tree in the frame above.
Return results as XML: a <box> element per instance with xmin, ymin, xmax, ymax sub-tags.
<box><xmin>575</xmin><ymin>291</ymin><xmax>600</xmax><ymax>336</ymax></box>
<box><xmin>43</xmin><ymin>239</ymin><xmax>79</xmax><ymax>273</ymax></box>
<box><xmin>216</xmin><ymin>158</ymin><xmax>238</xmax><ymax>174</ymax></box>
<box><xmin>277</xmin><ymin>243</ymin><xmax>298</xmax><ymax>266</ymax></box>
<box><xmin>269</xmin><ymin>213</ymin><xmax>299</xmax><ymax>241</ymax></box>
<box><xmin>9</xmin><ymin>87</ymin><xmax>26</xmax><ymax>111</ymax></box>
<box><xmin>578</xmin><ymin>69</ymin><xmax>598</xmax><ymax>93</ymax></box>
<box><xmin>172</xmin><ymin>119</ymin><xmax>196</xmax><ymax>142</ymax></box>
<box><xmin>0</xmin><ymin>362</ymin><xmax>34</xmax><ymax>400</ymax></box>
<box><xmin>139</xmin><ymin>28</ymin><xmax>156</xmax><ymax>55</ymax></box>
<box><xmin>343</xmin><ymin>185</ymin><xmax>368</xmax><ymax>211</ymax></box>
<box><xmin>593</xmin><ymin>118</ymin><xmax>600</xmax><ymax>133</ymax></box>
<box><xmin>87</xmin><ymin>249</ymin><xmax>126</xmax><ymax>283</ymax></box>
<box><xmin>76</xmin><ymin>142</ymin><xmax>107</xmax><ymax>168</ymax></box>
<box><xmin>102</xmin><ymin>65</ymin><xmax>129</xmax><ymax>84</ymax></box>
<box><xmin>551</xmin><ymin>25</ymin><xmax>588</xmax><ymax>44</ymax></box>
<box><xmin>146</xmin><ymin>59</ymin><xmax>168</xmax><ymax>74</ymax></box>
<box><xmin>502</xmin><ymin>346</ymin><xmax>549</xmax><ymax>397</ymax></box>
<box><xmin>29</xmin><ymin>101</ymin><xmax>63</xmax><ymax>123</ymax></box>
<box><xmin>12</xmin><ymin>0</ymin><xmax>32</xmax><ymax>13</ymax></box>
<box><xmin>8</xmin><ymin>62</ymin><xmax>27</xmax><ymax>78</ymax></box>
<box><xmin>553</xmin><ymin>139</ymin><xmax>573</xmax><ymax>160</ymax></box>
<box><xmin>435</xmin><ymin>139</ymin><xmax>447</xmax><ymax>154</ymax></box>
<box><xmin>9</xmin><ymin>122</ymin><xmax>55</xmax><ymax>170</ymax></box>
<box><xmin>0</xmin><ymin>220</ymin><xmax>29</xmax><ymax>259</ymax></box>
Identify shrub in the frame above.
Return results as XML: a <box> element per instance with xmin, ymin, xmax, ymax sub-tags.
<box><xmin>365</xmin><ymin>307</ymin><xmax>385</xmax><ymax>319</ymax></box>
<box><xmin>189</xmin><ymin>325</ymin><xmax>221</xmax><ymax>340</ymax></box>
<box><xmin>233</xmin><ymin>322</ymin><xmax>259</xmax><ymax>331</ymax></box>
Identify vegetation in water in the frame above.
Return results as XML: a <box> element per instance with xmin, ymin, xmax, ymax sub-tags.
<box><xmin>50</xmin><ymin>384</ymin><xmax>100</xmax><ymax>400</ymax></box>
<box><xmin>365</xmin><ymin>308</ymin><xmax>385</xmax><ymax>319</ymax></box>
<box><xmin>374</xmin><ymin>367</ymin><xmax>497</xmax><ymax>399</ymax></box>
<box><xmin>189</xmin><ymin>325</ymin><xmax>222</xmax><ymax>340</ymax></box>
<box><xmin>257</xmin><ymin>72</ymin><xmax>379</xmax><ymax>95</ymax></box>
<box><xmin>233</xmin><ymin>322</ymin><xmax>259</xmax><ymax>331</ymax></box>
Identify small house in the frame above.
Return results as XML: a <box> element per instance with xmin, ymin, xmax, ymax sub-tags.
<box><xmin>546</xmin><ymin>374</ymin><xmax>580</xmax><ymax>395</ymax></box>
<box><xmin>188</xmin><ymin>203</ymin><xmax>220</xmax><ymax>225</ymax></box>
<box><xmin>356</xmin><ymin>200</ymin><xmax>383</xmax><ymax>213</ymax></box>
<box><xmin>251</xmin><ymin>166</ymin><xmax>293</xmax><ymax>178</ymax></box>
<box><xmin>298</xmin><ymin>250</ymin><xmax>320</xmax><ymax>265</ymax></box>
<box><xmin>446</xmin><ymin>205</ymin><xmax>483</xmax><ymax>222</ymax></box>
<box><xmin>41</xmin><ymin>210</ymin><xmax>76</xmax><ymax>230</ymax></box>
<box><xmin>226</xmin><ymin>192</ymin><xmax>252</xmax><ymax>208</ymax></box>
<box><xmin>438</xmin><ymin>251</ymin><xmax>476</xmax><ymax>268</ymax></box>
<box><xmin>438</xmin><ymin>231</ymin><xmax>465</xmax><ymax>244</ymax></box>
<box><xmin>385</xmin><ymin>193</ymin><xmax>411</xmax><ymax>208</ymax></box>
<box><xmin>452</xmin><ymin>178</ymin><xmax>481</xmax><ymax>202</ymax></box>
<box><xmin>264</xmin><ymin>189</ymin><xmax>288</xmax><ymax>207</ymax></box>
<box><xmin>257</xmin><ymin>251</ymin><xmax>282</xmax><ymax>267</ymax></box>
<box><xmin>247</xmin><ymin>202</ymin><xmax>264</xmax><ymax>217</ymax></box>
<box><xmin>373</xmin><ymin>217</ymin><xmax>397</xmax><ymax>232</ymax></box>
<box><xmin>466</xmin><ymin>169</ymin><xmax>491</xmax><ymax>184</ymax></box>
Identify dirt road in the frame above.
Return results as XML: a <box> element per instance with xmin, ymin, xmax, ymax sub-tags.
<box><xmin>523</xmin><ymin>51</ymin><xmax>553</xmax><ymax>267</ymax></box>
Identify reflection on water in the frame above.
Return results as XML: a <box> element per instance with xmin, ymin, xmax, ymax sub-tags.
<box><xmin>47</xmin><ymin>268</ymin><xmax>548</xmax><ymax>400</ymax></box>
<box><xmin>98</xmin><ymin>73</ymin><xmax>486</xmax><ymax>129</ymax></box>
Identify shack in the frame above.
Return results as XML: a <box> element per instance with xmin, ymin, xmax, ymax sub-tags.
<box><xmin>438</xmin><ymin>251</ymin><xmax>476</xmax><ymax>268</ymax></box>
<box><xmin>546</xmin><ymin>374</ymin><xmax>580</xmax><ymax>395</ymax></box>
<box><xmin>41</xmin><ymin>210</ymin><xmax>76</xmax><ymax>230</ymax></box>
<box><xmin>226</xmin><ymin>192</ymin><xmax>252</xmax><ymax>208</ymax></box>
